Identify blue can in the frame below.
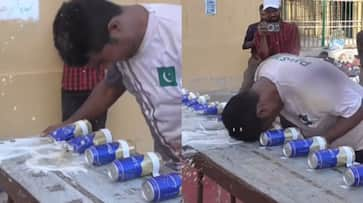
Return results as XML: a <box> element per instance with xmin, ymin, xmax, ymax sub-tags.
<box><xmin>50</xmin><ymin>120</ymin><xmax>92</xmax><ymax>142</ymax></box>
<box><xmin>67</xmin><ymin>135</ymin><xmax>92</xmax><ymax>153</ymax></box>
<box><xmin>182</xmin><ymin>94</ymin><xmax>189</xmax><ymax>104</ymax></box>
<box><xmin>308</xmin><ymin>146</ymin><xmax>355</xmax><ymax>169</ymax></box>
<box><xmin>283</xmin><ymin>136</ymin><xmax>327</xmax><ymax>157</ymax></box>
<box><xmin>344</xmin><ymin>165</ymin><xmax>363</xmax><ymax>186</ymax></box>
<box><xmin>260</xmin><ymin>128</ymin><xmax>302</xmax><ymax>146</ymax></box>
<box><xmin>84</xmin><ymin>140</ymin><xmax>135</xmax><ymax>166</ymax></box>
<box><xmin>109</xmin><ymin>155</ymin><xmax>144</xmax><ymax>181</ymax></box>
<box><xmin>142</xmin><ymin>173</ymin><xmax>182</xmax><ymax>202</ymax></box>
<box><xmin>203</xmin><ymin>105</ymin><xmax>218</xmax><ymax>115</ymax></box>
<box><xmin>260</xmin><ymin>129</ymin><xmax>285</xmax><ymax>146</ymax></box>
<box><xmin>193</xmin><ymin>103</ymin><xmax>208</xmax><ymax>112</ymax></box>
<box><xmin>185</xmin><ymin>99</ymin><xmax>198</xmax><ymax>107</ymax></box>
<box><xmin>67</xmin><ymin>129</ymin><xmax>113</xmax><ymax>154</ymax></box>
<box><xmin>108</xmin><ymin>153</ymin><xmax>162</xmax><ymax>182</ymax></box>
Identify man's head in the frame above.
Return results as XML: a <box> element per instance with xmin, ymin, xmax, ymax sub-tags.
<box><xmin>263</xmin><ymin>0</ymin><xmax>281</xmax><ymax>22</ymax></box>
<box><xmin>53</xmin><ymin>0</ymin><xmax>129</xmax><ymax>67</ymax></box>
<box><xmin>222</xmin><ymin>88</ymin><xmax>282</xmax><ymax>141</ymax></box>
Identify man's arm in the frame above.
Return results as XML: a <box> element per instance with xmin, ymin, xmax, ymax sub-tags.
<box><xmin>243</xmin><ymin>40</ymin><xmax>255</xmax><ymax>50</ymax></box>
<box><xmin>325</xmin><ymin>105</ymin><xmax>363</xmax><ymax>144</ymax></box>
<box><xmin>255</xmin><ymin>32</ymin><xmax>269</xmax><ymax>60</ymax></box>
<box><xmin>242</xmin><ymin>25</ymin><xmax>256</xmax><ymax>50</ymax></box>
<box><xmin>42</xmin><ymin>64</ymin><xmax>126</xmax><ymax>135</ymax></box>
<box><xmin>42</xmin><ymin>79</ymin><xmax>125</xmax><ymax>134</ymax></box>
<box><xmin>66</xmin><ymin>79</ymin><xmax>125</xmax><ymax>123</ymax></box>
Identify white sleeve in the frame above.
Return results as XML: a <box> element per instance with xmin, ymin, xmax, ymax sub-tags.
<box><xmin>332</xmin><ymin>88</ymin><xmax>362</xmax><ymax>118</ymax></box>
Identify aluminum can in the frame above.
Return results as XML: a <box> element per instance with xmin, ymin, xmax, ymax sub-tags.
<box><xmin>141</xmin><ymin>173</ymin><xmax>182</xmax><ymax>202</ymax></box>
<box><xmin>84</xmin><ymin>140</ymin><xmax>136</xmax><ymax>166</ymax></box>
<box><xmin>108</xmin><ymin>152</ymin><xmax>162</xmax><ymax>182</ymax></box>
<box><xmin>308</xmin><ymin>146</ymin><xmax>355</xmax><ymax>169</ymax></box>
<box><xmin>260</xmin><ymin>127</ymin><xmax>302</xmax><ymax>146</ymax></box>
<box><xmin>67</xmin><ymin>128</ymin><xmax>113</xmax><ymax>153</ymax></box>
<box><xmin>343</xmin><ymin>164</ymin><xmax>363</xmax><ymax>186</ymax></box>
<box><xmin>283</xmin><ymin>136</ymin><xmax>327</xmax><ymax>157</ymax></box>
<box><xmin>50</xmin><ymin>120</ymin><xmax>92</xmax><ymax>142</ymax></box>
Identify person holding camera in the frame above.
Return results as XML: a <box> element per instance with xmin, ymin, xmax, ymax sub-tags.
<box><xmin>254</xmin><ymin>0</ymin><xmax>300</xmax><ymax>61</ymax></box>
<box><xmin>240</xmin><ymin>4</ymin><xmax>267</xmax><ymax>92</ymax></box>
<box><xmin>240</xmin><ymin>1</ymin><xmax>300</xmax><ymax>92</ymax></box>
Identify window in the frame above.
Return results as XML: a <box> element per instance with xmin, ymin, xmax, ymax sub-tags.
<box><xmin>282</xmin><ymin>0</ymin><xmax>363</xmax><ymax>48</ymax></box>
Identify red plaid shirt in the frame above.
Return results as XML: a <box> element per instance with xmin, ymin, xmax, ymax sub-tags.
<box><xmin>62</xmin><ymin>64</ymin><xmax>105</xmax><ymax>91</ymax></box>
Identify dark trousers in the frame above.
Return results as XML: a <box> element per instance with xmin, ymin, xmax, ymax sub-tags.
<box><xmin>62</xmin><ymin>90</ymin><xmax>107</xmax><ymax>131</ymax></box>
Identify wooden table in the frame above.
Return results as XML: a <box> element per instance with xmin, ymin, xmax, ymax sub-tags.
<box><xmin>183</xmin><ymin>142</ymin><xmax>363</xmax><ymax>203</ymax></box>
<box><xmin>0</xmin><ymin>138</ymin><xmax>181</xmax><ymax>203</ymax></box>
<box><xmin>181</xmin><ymin>91</ymin><xmax>362</xmax><ymax>203</ymax></box>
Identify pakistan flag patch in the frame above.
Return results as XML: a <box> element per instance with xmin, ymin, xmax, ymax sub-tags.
<box><xmin>158</xmin><ymin>66</ymin><xmax>177</xmax><ymax>87</ymax></box>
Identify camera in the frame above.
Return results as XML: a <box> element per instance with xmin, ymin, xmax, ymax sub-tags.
<box><xmin>259</xmin><ymin>22</ymin><xmax>280</xmax><ymax>32</ymax></box>
<box><xmin>266</xmin><ymin>23</ymin><xmax>280</xmax><ymax>32</ymax></box>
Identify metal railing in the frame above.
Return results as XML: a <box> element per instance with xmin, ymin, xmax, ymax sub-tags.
<box><xmin>282</xmin><ymin>0</ymin><xmax>363</xmax><ymax>48</ymax></box>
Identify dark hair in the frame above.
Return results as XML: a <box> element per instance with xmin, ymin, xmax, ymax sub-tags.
<box><xmin>53</xmin><ymin>0</ymin><xmax>122</xmax><ymax>66</ymax></box>
<box><xmin>259</xmin><ymin>4</ymin><xmax>264</xmax><ymax>11</ymax></box>
<box><xmin>221</xmin><ymin>91</ymin><xmax>263</xmax><ymax>142</ymax></box>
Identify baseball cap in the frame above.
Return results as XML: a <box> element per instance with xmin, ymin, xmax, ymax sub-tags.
<box><xmin>263</xmin><ymin>0</ymin><xmax>281</xmax><ymax>10</ymax></box>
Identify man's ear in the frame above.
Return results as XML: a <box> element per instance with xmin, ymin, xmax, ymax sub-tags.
<box><xmin>256</xmin><ymin>103</ymin><xmax>269</xmax><ymax>118</ymax></box>
<box><xmin>107</xmin><ymin>17</ymin><xmax>121</xmax><ymax>34</ymax></box>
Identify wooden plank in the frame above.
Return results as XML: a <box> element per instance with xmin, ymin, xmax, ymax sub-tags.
<box><xmin>202</xmin><ymin>176</ymin><xmax>232</xmax><ymax>203</ymax></box>
<box><xmin>195</xmin><ymin>143</ymin><xmax>363</xmax><ymax>203</ymax></box>
<box><xmin>0</xmin><ymin>166</ymin><xmax>38</xmax><ymax>203</ymax></box>
<box><xmin>0</xmin><ymin>155</ymin><xmax>94</xmax><ymax>203</ymax></box>
<box><xmin>64</xmin><ymin>164</ymin><xmax>180</xmax><ymax>203</ymax></box>
<box><xmin>182</xmin><ymin>164</ymin><xmax>202</xmax><ymax>203</ymax></box>
<box><xmin>193</xmin><ymin>152</ymin><xmax>277</xmax><ymax>203</ymax></box>
<box><xmin>0</xmin><ymin>137</ymin><xmax>182</xmax><ymax>203</ymax></box>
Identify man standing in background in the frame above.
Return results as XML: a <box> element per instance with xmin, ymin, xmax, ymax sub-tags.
<box><xmin>240</xmin><ymin>0</ymin><xmax>300</xmax><ymax>92</ymax></box>
<box><xmin>240</xmin><ymin>4</ymin><xmax>266</xmax><ymax>92</ymax></box>
<box><xmin>61</xmin><ymin>64</ymin><xmax>106</xmax><ymax>131</ymax></box>
<box><xmin>254</xmin><ymin>0</ymin><xmax>300</xmax><ymax>60</ymax></box>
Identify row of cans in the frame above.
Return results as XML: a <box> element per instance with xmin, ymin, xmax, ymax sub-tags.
<box><xmin>260</xmin><ymin>127</ymin><xmax>363</xmax><ymax>187</ymax></box>
<box><xmin>260</xmin><ymin>128</ymin><xmax>329</xmax><ymax>159</ymax></box>
<box><xmin>182</xmin><ymin>89</ymin><xmax>226</xmax><ymax>115</ymax></box>
<box><xmin>84</xmin><ymin>140</ymin><xmax>182</xmax><ymax>201</ymax></box>
<box><xmin>49</xmin><ymin>121</ymin><xmax>182</xmax><ymax>201</ymax></box>
<box><xmin>49</xmin><ymin>120</ymin><xmax>134</xmax><ymax>159</ymax></box>
<box><xmin>102</xmin><ymin>149</ymin><xmax>181</xmax><ymax>202</ymax></box>
<box><xmin>260</xmin><ymin>128</ymin><xmax>356</xmax><ymax>168</ymax></box>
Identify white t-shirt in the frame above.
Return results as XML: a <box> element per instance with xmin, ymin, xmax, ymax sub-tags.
<box><xmin>105</xmin><ymin>4</ymin><xmax>182</xmax><ymax>161</ymax></box>
<box><xmin>255</xmin><ymin>54</ymin><xmax>363</xmax><ymax>150</ymax></box>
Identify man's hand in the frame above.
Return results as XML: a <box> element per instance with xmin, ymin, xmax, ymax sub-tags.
<box><xmin>41</xmin><ymin>121</ymin><xmax>72</xmax><ymax>137</ymax></box>
<box><xmin>258</xmin><ymin>22</ymin><xmax>269</xmax><ymax>35</ymax></box>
